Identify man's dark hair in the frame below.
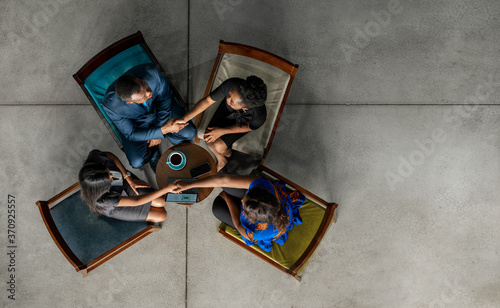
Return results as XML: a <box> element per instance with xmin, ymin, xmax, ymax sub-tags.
<box><xmin>239</xmin><ymin>75</ymin><xmax>267</xmax><ymax>108</ymax></box>
<box><xmin>115</xmin><ymin>75</ymin><xmax>141</xmax><ymax>101</ymax></box>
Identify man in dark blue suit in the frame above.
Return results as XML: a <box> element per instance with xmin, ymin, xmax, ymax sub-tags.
<box><xmin>102</xmin><ymin>63</ymin><xmax>196</xmax><ymax>170</ymax></box>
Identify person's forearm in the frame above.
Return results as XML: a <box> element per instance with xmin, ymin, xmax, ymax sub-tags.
<box><xmin>118</xmin><ymin>185</ymin><xmax>171</xmax><ymax>207</ymax></box>
<box><xmin>181</xmin><ymin>174</ymin><xmax>230</xmax><ymax>190</ymax></box>
<box><xmin>225</xmin><ymin>196</ymin><xmax>249</xmax><ymax>240</ymax></box>
<box><xmin>219</xmin><ymin>124</ymin><xmax>252</xmax><ymax>135</ymax></box>
<box><xmin>180</xmin><ymin>174</ymin><xmax>256</xmax><ymax>190</ymax></box>
<box><xmin>181</xmin><ymin>96</ymin><xmax>214</xmax><ymax>122</ymax></box>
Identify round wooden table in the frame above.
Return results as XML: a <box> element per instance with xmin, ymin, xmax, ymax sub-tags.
<box><xmin>156</xmin><ymin>143</ymin><xmax>217</xmax><ymax>204</ymax></box>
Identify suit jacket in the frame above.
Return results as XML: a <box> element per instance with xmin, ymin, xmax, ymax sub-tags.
<box><xmin>102</xmin><ymin>64</ymin><xmax>172</xmax><ymax>142</ymax></box>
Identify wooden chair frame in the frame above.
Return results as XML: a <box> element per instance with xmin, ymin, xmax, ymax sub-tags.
<box><xmin>195</xmin><ymin>40</ymin><xmax>299</xmax><ymax>162</ymax></box>
<box><xmin>36</xmin><ymin>183</ymin><xmax>160</xmax><ymax>278</ymax></box>
<box><xmin>218</xmin><ymin>164</ymin><xmax>338</xmax><ymax>282</ymax></box>
<box><xmin>73</xmin><ymin>31</ymin><xmax>187</xmax><ymax>150</ymax></box>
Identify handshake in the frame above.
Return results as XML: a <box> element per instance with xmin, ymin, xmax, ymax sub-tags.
<box><xmin>160</xmin><ymin>117</ymin><xmax>190</xmax><ymax>135</ymax></box>
<box><xmin>166</xmin><ymin>179</ymin><xmax>191</xmax><ymax>194</ymax></box>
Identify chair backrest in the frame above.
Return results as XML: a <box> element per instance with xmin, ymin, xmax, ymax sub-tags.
<box><xmin>196</xmin><ymin>41</ymin><xmax>298</xmax><ymax>159</ymax></box>
<box><xmin>74</xmin><ymin>31</ymin><xmax>186</xmax><ymax>149</ymax></box>
<box><xmin>36</xmin><ymin>183</ymin><xmax>159</xmax><ymax>277</ymax></box>
<box><xmin>218</xmin><ymin>165</ymin><xmax>337</xmax><ymax>281</ymax></box>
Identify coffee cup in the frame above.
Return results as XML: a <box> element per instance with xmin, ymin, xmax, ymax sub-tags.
<box><xmin>167</xmin><ymin>151</ymin><xmax>186</xmax><ymax>170</ymax></box>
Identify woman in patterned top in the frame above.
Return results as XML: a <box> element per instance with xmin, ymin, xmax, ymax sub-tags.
<box><xmin>175</xmin><ymin>174</ymin><xmax>305</xmax><ymax>252</ymax></box>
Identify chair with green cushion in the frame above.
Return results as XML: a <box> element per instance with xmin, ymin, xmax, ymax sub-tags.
<box><xmin>36</xmin><ymin>183</ymin><xmax>160</xmax><ymax>278</ymax></box>
<box><xmin>218</xmin><ymin>164</ymin><xmax>338</xmax><ymax>282</ymax></box>
<box><xmin>73</xmin><ymin>31</ymin><xmax>187</xmax><ymax>149</ymax></box>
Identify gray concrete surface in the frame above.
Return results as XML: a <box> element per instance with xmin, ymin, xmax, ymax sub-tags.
<box><xmin>1</xmin><ymin>0</ymin><xmax>499</xmax><ymax>307</ymax></box>
<box><xmin>0</xmin><ymin>0</ymin><xmax>188</xmax><ymax>104</ymax></box>
<box><xmin>189</xmin><ymin>0</ymin><xmax>500</xmax><ymax>105</ymax></box>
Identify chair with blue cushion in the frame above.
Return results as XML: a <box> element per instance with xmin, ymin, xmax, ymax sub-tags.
<box><xmin>73</xmin><ymin>31</ymin><xmax>186</xmax><ymax>149</ymax></box>
<box><xmin>218</xmin><ymin>164</ymin><xmax>338</xmax><ymax>282</ymax></box>
<box><xmin>36</xmin><ymin>183</ymin><xmax>160</xmax><ymax>278</ymax></box>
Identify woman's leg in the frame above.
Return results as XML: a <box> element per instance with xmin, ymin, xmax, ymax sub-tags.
<box><xmin>146</xmin><ymin>207</ymin><xmax>167</xmax><ymax>223</ymax></box>
<box><xmin>212</xmin><ymin>195</ymin><xmax>238</xmax><ymax>229</ymax></box>
<box><xmin>207</xmin><ymin>139</ymin><xmax>232</xmax><ymax>172</ymax></box>
<box><xmin>205</xmin><ymin>104</ymin><xmax>243</xmax><ymax>171</ymax></box>
<box><xmin>151</xmin><ymin>197</ymin><xmax>166</xmax><ymax>207</ymax></box>
<box><xmin>135</xmin><ymin>187</ymin><xmax>167</xmax><ymax>221</ymax></box>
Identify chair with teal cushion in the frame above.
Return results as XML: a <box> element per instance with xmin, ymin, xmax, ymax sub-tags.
<box><xmin>218</xmin><ymin>165</ymin><xmax>338</xmax><ymax>282</ymax></box>
<box><xmin>73</xmin><ymin>31</ymin><xmax>186</xmax><ymax>149</ymax></box>
<box><xmin>36</xmin><ymin>183</ymin><xmax>160</xmax><ymax>278</ymax></box>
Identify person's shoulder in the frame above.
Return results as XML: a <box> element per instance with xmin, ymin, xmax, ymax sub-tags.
<box><xmin>253</xmin><ymin>103</ymin><xmax>267</xmax><ymax>113</ymax></box>
<box><xmin>97</xmin><ymin>191</ymin><xmax>120</xmax><ymax>209</ymax></box>
<box><xmin>249</xmin><ymin>177</ymin><xmax>273</xmax><ymax>189</ymax></box>
<box><xmin>88</xmin><ymin>149</ymin><xmax>105</xmax><ymax>156</ymax></box>
<box><xmin>124</xmin><ymin>63</ymin><xmax>159</xmax><ymax>79</ymax></box>
<box><xmin>216</xmin><ymin>78</ymin><xmax>244</xmax><ymax>95</ymax></box>
<box><xmin>225</xmin><ymin>77</ymin><xmax>244</xmax><ymax>86</ymax></box>
<box><xmin>86</xmin><ymin>149</ymin><xmax>109</xmax><ymax>163</ymax></box>
<box><xmin>138</xmin><ymin>63</ymin><xmax>160</xmax><ymax>78</ymax></box>
<box><xmin>102</xmin><ymin>88</ymin><xmax>126</xmax><ymax>110</ymax></box>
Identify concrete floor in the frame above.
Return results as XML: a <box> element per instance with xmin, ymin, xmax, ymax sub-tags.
<box><xmin>1</xmin><ymin>0</ymin><xmax>499</xmax><ymax>307</ymax></box>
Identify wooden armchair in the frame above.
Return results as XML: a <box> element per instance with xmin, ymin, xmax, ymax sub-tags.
<box><xmin>218</xmin><ymin>165</ymin><xmax>338</xmax><ymax>282</ymax></box>
<box><xmin>73</xmin><ymin>31</ymin><xmax>186</xmax><ymax>150</ymax></box>
<box><xmin>195</xmin><ymin>41</ymin><xmax>299</xmax><ymax>161</ymax></box>
<box><xmin>36</xmin><ymin>183</ymin><xmax>160</xmax><ymax>278</ymax></box>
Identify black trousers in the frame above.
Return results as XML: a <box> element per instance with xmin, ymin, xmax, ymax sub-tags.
<box><xmin>212</xmin><ymin>187</ymin><xmax>247</xmax><ymax>229</ymax></box>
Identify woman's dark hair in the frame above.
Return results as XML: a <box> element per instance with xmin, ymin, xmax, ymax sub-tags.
<box><xmin>243</xmin><ymin>186</ymin><xmax>288</xmax><ymax>232</ymax></box>
<box><xmin>115</xmin><ymin>75</ymin><xmax>141</xmax><ymax>101</ymax></box>
<box><xmin>78</xmin><ymin>162</ymin><xmax>112</xmax><ymax>214</ymax></box>
<box><xmin>239</xmin><ymin>75</ymin><xmax>267</xmax><ymax>108</ymax></box>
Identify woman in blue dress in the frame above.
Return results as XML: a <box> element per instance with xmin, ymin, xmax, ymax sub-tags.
<box><xmin>175</xmin><ymin>174</ymin><xmax>305</xmax><ymax>252</ymax></box>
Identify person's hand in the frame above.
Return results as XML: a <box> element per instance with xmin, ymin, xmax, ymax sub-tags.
<box><xmin>173</xmin><ymin>118</ymin><xmax>188</xmax><ymax>125</ymax></box>
<box><xmin>126</xmin><ymin>177</ymin><xmax>151</xmax><ymax>195</ymax></box>
<box><xmin>162</xmin><ymin>117</ymin><xmax>188</xmax><ymax>134</ymax></box>
<box><xmin>203</xmin><ymin>127</ymin><xmax>224</xmax><ymax>143</ymax></box>
<box><xmin>147</xmin><ymin>138</ymin><xmax>162</xmax><ymax>147</ymax></box>
<box><xmin>172</xmin><ymin>180</ymin><xmax>192</xmax><ymax>193</ymax></box>
<box><xmin>164</xmin><ymin>179</ymin><xmax>181</xmax><ymax>193</ymax></box>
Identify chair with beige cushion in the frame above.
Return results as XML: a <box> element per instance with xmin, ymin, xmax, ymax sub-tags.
<box><xmin>195</xmin><ymin>41</ymin><xmax>299</xmax><ymax>160</ymax></box>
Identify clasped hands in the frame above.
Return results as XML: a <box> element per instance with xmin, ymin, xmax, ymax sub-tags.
<box><xmin>160</xmin><ymin>117</ymin><xmax>188</xmax><ymax>135</ymax></box>
<box><xmin>151</xmin><ymin>118</ymin><xmax>189</xmax><ymax>147</ymax></box>
<box><xmin>165</xmin><ymin>179</ymin><xmax>192</xmax><ymax>194</ymax></box>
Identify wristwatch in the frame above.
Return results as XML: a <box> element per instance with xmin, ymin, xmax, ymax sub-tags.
<box><xmin>123</xmin><ymin>171</ymin><xmax>131</xmax><ymax>180</ymax></box>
